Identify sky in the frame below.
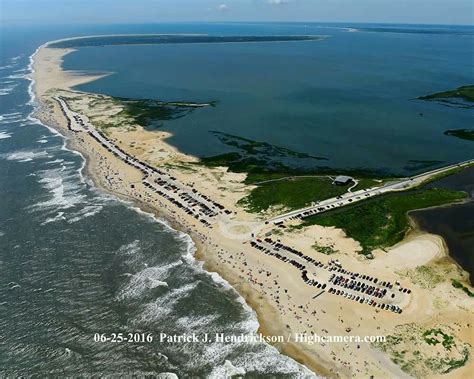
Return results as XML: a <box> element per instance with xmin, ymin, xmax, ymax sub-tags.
<box><xmin>1</xmin><ymin>0</ymin><xmax>473</xmax><ymax>26</ymax></box>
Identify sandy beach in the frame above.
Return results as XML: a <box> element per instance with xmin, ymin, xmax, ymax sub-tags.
<box><xmin>31</xmin><ymin>44</ymin><xmax>474</xmax><ymax>379</ymax></box>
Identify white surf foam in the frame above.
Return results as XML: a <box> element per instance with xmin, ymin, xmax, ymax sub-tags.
<box><xmin>5</xmin><ymin>73</ymin><xmax>27</xmax><ymax>80</ymax></box>
<box><xmin>0</xmin><ymin>84</ymin><xmax>18</xmax><ymax>96</ymax></box>
<box><xmin>208</xmin><ymin>360</ymin><xmax>246</xmax><ymax>379</ymax></box>
<box><xmin>118</xmin><ymin>259</ymin><xmax>183</xmax><ymax>300</ymax></box>
<box><xmin>32</xmin><ymin>165</ymin><xmax>87</xmax><ymax>211</ymax></box>
<box><xmin>175</xmin><ymin>314</ymin><xmax>220</xmax><ymax>330</ymax></box>
<box><xmin>0</xmin><ymin>132</ymin><xmax>12</xmax><ymax>140</ymax></box>
<box><xmin>0</xmin><ymin>112</ymin><xmax>23</xmax><ymax>123</ymax></box>
<box><xmin>3</xmin><ymin>150</ymin><xmax>50</xmax><ymax>162</ymax></box>
<box><xmin>157</xmin><ymin>374</ymin><xmax>178</xmax><ymax>379</ymax></box>
<box><xmin>0</xmin><ymin>55</ymin><xmax>23</xmax><ymax>70</ymax></box>
<box><xmin>136</xmin><ymin>281</ymin><xmax>199</xmax><ymax>321</ymax></box>
<box><xmin>41</xmin><ymin>211</ymin><xmax>66</xmax><ymax>225</ymax></box>
<box><xmin>67</xmin><ymin>204</ymin><xmax>104</xmax><ymax>223</ymax></box>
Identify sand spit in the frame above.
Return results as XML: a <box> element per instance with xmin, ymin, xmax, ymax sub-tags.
<box><xmin>31</xmin><ymin>43</ymin><xmax>474</xmax><ymax>379</ymax></box>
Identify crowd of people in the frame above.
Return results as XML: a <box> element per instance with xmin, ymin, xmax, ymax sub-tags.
<box><xmin>58</xmin><ymin>96</ymin><xmax>232</xmax><ymax>228</ymax></box>
<box><xmin>250</xmin><ymin>237</ymin><xmax>408</xmax><ymax>314</ymax></box>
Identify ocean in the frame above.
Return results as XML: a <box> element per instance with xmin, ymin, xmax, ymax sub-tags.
<box><xmin>0</xmin><ymin>24</ymin><xmax>316</xmax><ymax>377</ymax></box>
<box><xmin>0</xmin><ymin>22</ymin><xmax>472</xmax><ymax>377</ymax></box>
<box><xmin>63</xmin><ymin>23</ymin><xmax>474</xmax><ymax>176</ymax></box>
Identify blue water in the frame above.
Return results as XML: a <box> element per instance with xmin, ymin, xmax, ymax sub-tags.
<box><xmin>0</xmin><ymin>24</ymin><xmax>316</xmax><ymax>377</ymax></box>
<box><xmin>61</xmin><ymin>22</ymin><xmax>474</xmax><ymax>175</ymax></box>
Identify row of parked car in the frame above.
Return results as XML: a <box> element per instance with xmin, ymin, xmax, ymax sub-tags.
<box><xmin>327</xmin><ymin>287</ymin><xmax>403</xmax><ymax>313</ymax></box>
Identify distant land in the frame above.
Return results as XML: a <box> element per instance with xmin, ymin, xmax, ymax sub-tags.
<box><xmin>48</xmin><ymin>35</ymin><xmax>324</xmax><ymax>49</ymax></box>
<box><xmin>444</xmin><ymin>129</ymin><xmax>474</xmax><ymax>141</ymax></box>
<box><xmin>418</xmin><ymin>85</ymin><xmax>474</xmax><ymax>142</ymax></box>
<box><xmin>418</xmin><ymin>84</ymin><xmax>474</xmax><ymax>109</ymax></box>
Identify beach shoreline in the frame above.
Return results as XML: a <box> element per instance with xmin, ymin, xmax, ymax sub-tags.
<box><xmin>31</xmin><ymin>42</ymin><xmax>474</xmax><ymax>379</ymax></box>
<box><xmin>30</xmin><ymin>45</ymin><xmax>331</xmax><ymax>377</ymax></box>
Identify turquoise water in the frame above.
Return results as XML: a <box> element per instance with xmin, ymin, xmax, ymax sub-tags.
<box><xmin>63</xmin><ymin>23</ymin><xmax>474</xmax><ymax>175</ymax></box>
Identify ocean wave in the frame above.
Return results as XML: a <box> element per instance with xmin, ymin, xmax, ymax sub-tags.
<box><xmin>12</xmin><ymin>67</ymin><xmax>28</xmax><ymax>74</ymax></box>
<box><xmin>0</xmin><ymin>83</ymin><xmax>19</xmax><ymax>96</ymax></box>
<box><xmin>45</xmin><ymin>158</ymin><xmax>65</xmax><ymax>165</ymax></box>
<box><xmin>136</xmin><ymin>282</ymin><xmax>199</xmax><ymax>321</ymax></box>
<box><xmin>32</xmin><ymin>165</ymin><xmax>86</xmax><ymax>211</ymax></box>
<box><xmin>0</xmin><ymin>112</ymin><xmax>24</xmax><ymax>123</ymax></box>
<box><xmin>123</xmin><ymin>197</ymin><xmax>313</xmax><ymax>375</ymax></box>
<box><xmin>208</xmin><ymin>360</ymin><xmax>246</xmax><ymax>379</ymax></box>
<box><xmin>235</xmin><ymin>351</ymin><xmax>318</xmax><ymax>378</ymax></box>
<box><xmin>41</xmin><ymin>211</ymin><xmax>66</xmax><ymax>225</ymax></box>
<box><xmin>0</xmin><ymin>132</ymin><xmax>12</xmax><ymax>140</ymax></box>
<box><xmin>3</xmin><ymin>149</ymin><xmax>50</xmax><ymax>162</ymax></box>
<box><xmin>175</xmin><ymin>314</ymin><xmax>220</xmax><ymax>330</ymax></box>
<box><xmin>0</xmin><ymin>64</ymin><xmax>15</xmax><ymax>70</ymax></box>
<box><xmin>117</xmin><ymin>259</ymin><xmax>183</xmax><ymax>300</ymax></box>
<box><xmin>157</xmin><ymin>374</ymin><xmax>178</xmax><ymax>379</ymax></box>
<box><xmin>30</xmin><ymin>154</ymin><xmax>111</xmax><ymax>222</ymax></box>
<box><xmin>67</xmin><ymin>204</ymin><xmax>104</xmax><ymax>223</ymax></box>
<box><xmin>0</xmin><ymin>55</ymin><xmax>23</xmax><ymax>70</ymax></box>
<box><xmin>5</xmin><ymin>73</ymin><xmax>27</xmax><ymax>80</ymax></box>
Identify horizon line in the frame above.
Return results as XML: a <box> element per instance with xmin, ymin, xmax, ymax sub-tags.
<box><xmin>2</xmin><ymin>20</ymin><xmax>474</xmax><ymax>28</ymax></box>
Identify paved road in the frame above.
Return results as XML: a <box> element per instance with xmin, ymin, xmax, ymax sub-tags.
<box><xmin>268</xmin><ymin>159</ymin><xmax>474</xmax><ymax>224</ymax></box>
<box><xmin>55</xmin><ymin>96</ymin><xmax>225</xmax><ymax>226</ymax></box>
<box><xmin>56</xmin><ymin>96</ymin><xmax>473</xmax><ymax>234</ymax></box>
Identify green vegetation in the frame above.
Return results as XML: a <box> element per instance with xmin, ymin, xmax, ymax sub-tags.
<box><xmin>237</xmin><ymin>176</ymin><xmax>346</xmax><ymax>213</ymax></box>
<box><xmin>237</xmin><ymin>175</ymin><xmax>380</xmax><ymax>214</ymax></box>
<box><xmin>404</xmin><ymin>159</ymin><xmax>444</xmax><ymax>172</ymax></box>
<box><xmin>373</xmin><ymin>324</ymin><xmax>470</xmax><ymax>377</ymax></box>
<box><xmin>425</xmin><ymin>348</ymin><xmax>470</xmax><ymax>374</ymax></box>
<box><xmin>201</xmin><ymin>132</ymin><xmax>399</xmax><ymax>178</ymax></box>
<box><xmin>116</xmin><ymin>98</ymin><xmax>214</xmax><ymax>129</ymax></box>
<box><xmin>210</xmin><ymin>131</ymin><xmax>327</xmax><ymax>160</ymax></box>
<box><xmin>419</xmin><ymin>85</ymin><xmax>474</xmax><ymax>102</ymax></box>
<box><xmin>418</xmin><ymin>163</ymin><xmax>474</xmax><ymax>187</ymax></box>
<box><xmin>299</xmin><ymin>189</ymin><xmax>467</xmax><ymax>255</ymax></box>
<box><xmin>418</xmin><ymin>84</ymin><xmax>474</xmax><ymax>109</ymax></box>
<box><xmin>441</xmin><ymin>348</ymin><xmax>470</xmax><ymax>374</ymax></box>
<box><xmin>451</xmin><ymin>279</ymin><xmax>474</xmax><ymax>297</ymax></box>
<box><xmin>423</xmin><ymin>329</ymin><xmax>455</xmax><ymax>350</ymax></box>
<box><xmin>444</xmin><ymin>129</ymin><xmax>474</xmax><ymax>142</ymax></box>
<box><xmin>201</xmin><ymin>152</ymin><xmax>287</xmax><ymax>175</ymax></box>
<box><xmin>49</xmin><ymin>35</ymin><xmax>324</xmax><ymax>49</ymax></box>
<box><xmin>312</xmin><ymin>243</ymin><xmax>338</xmax><ymax>255</ymax></box>
<box><xmin>402</xmin><ymin>265</ymin><xmax>444</xmax><ymax>289</ymax></box>
<box><xmin>201</xmin><ymin>149</ymin><xmax>392</xmax><ymax>180</ymax></box>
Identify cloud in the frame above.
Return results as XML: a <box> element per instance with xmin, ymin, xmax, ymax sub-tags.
<box><xmin>218</xmin><ymin>4</ymin><xmax>229</xmax><ymax>11</ymax></box>
<box><xmin>265</xmin><ymin>0</ymin><xmax>290</xmax><ymax>5</ymax></box>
